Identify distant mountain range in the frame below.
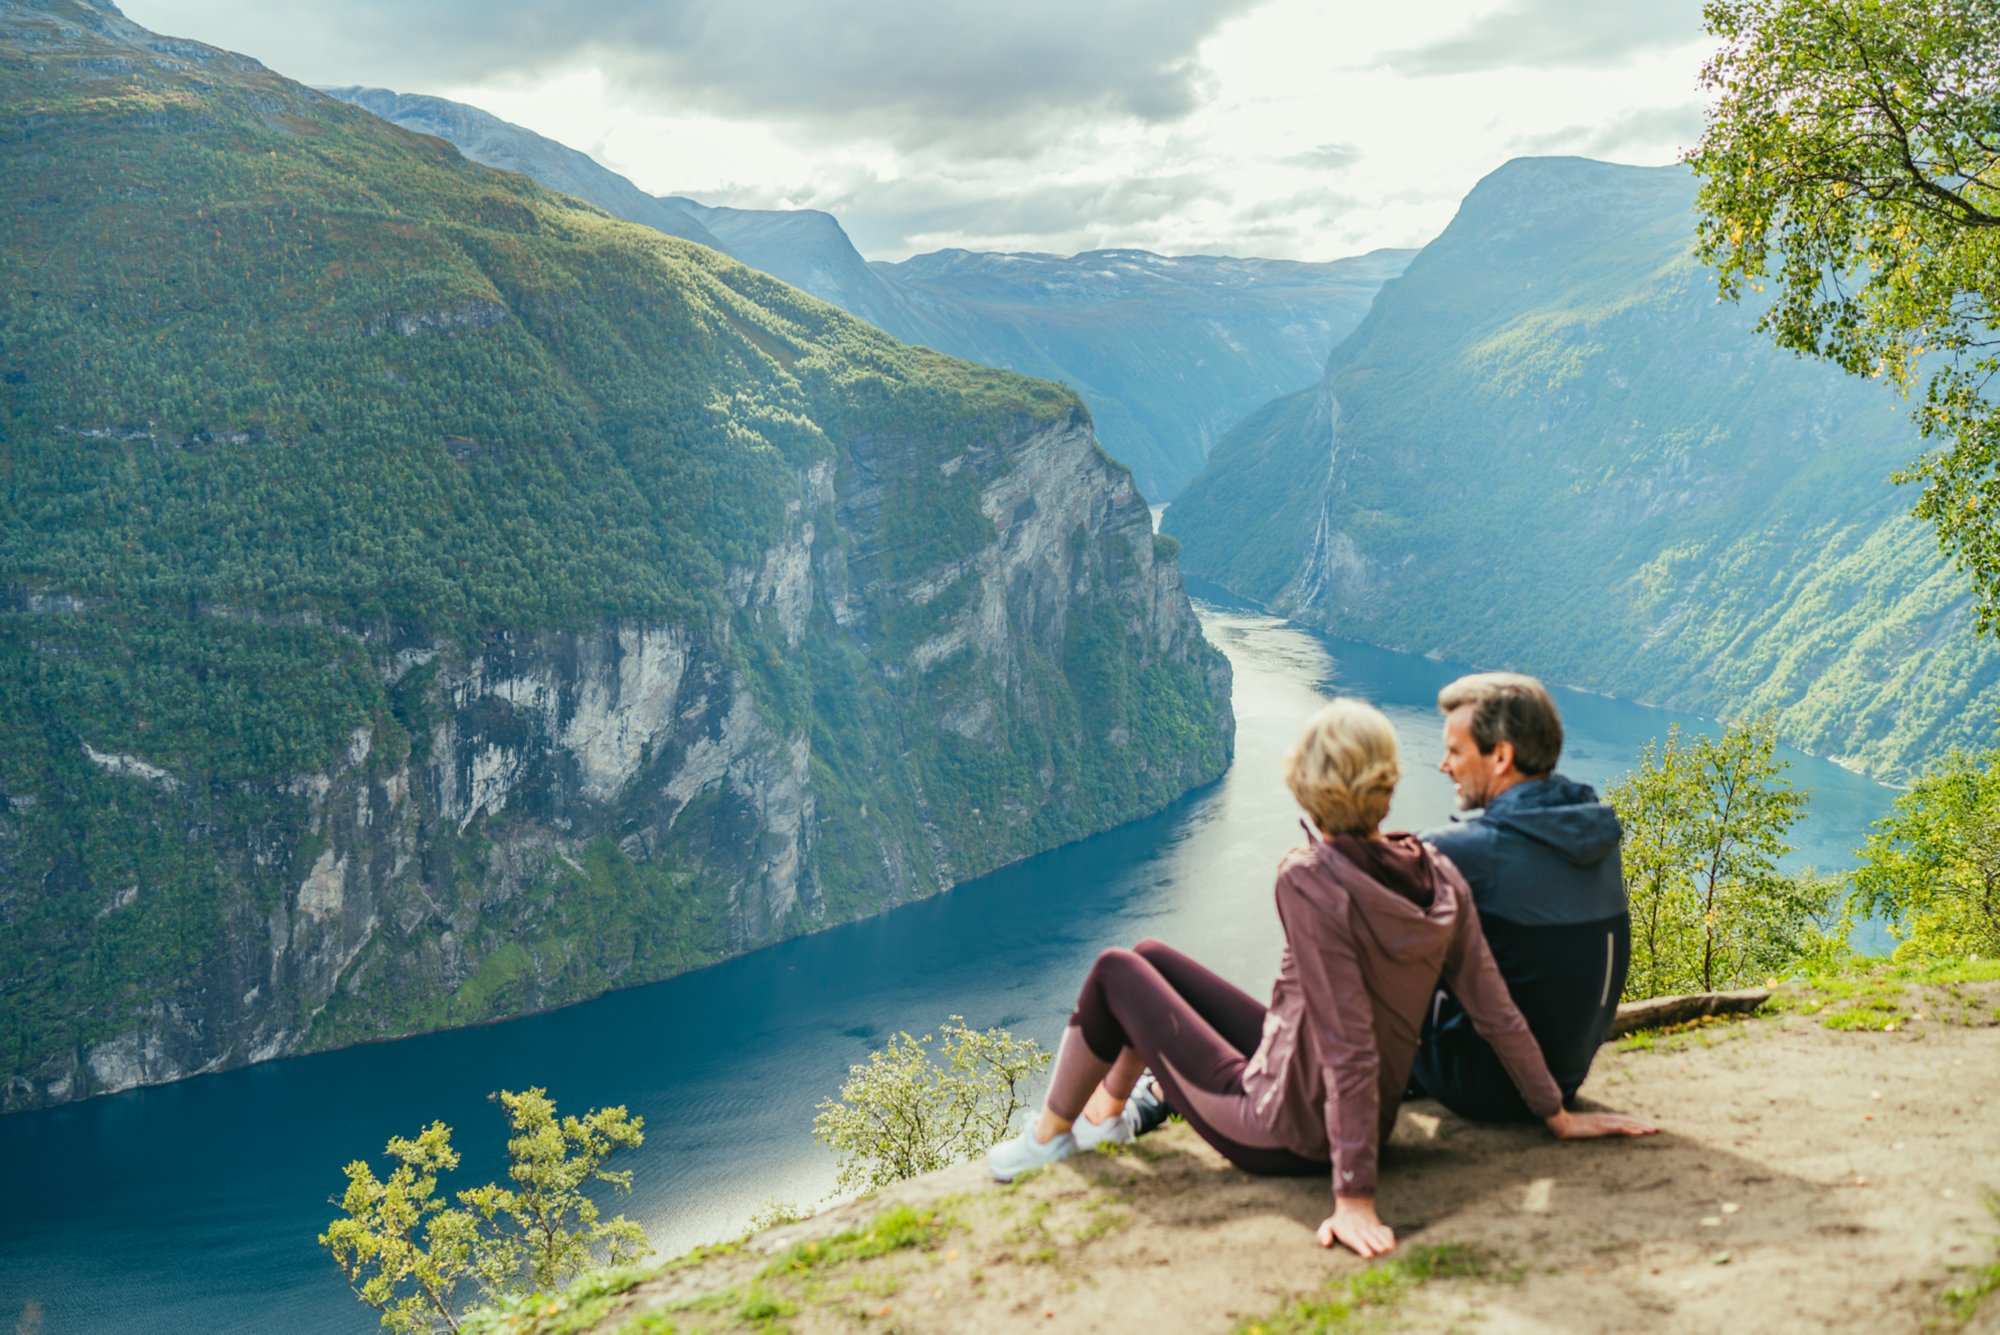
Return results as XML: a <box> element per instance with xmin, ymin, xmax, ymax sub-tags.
<box><xmin>326</xmin><ymin>86</ymin><xmax>1411</xmax><ymax>501</ymax></box>
<box><xmin>1167</xmin><ymin>156</ymin><xmax>2000</xmax><ymax>782</ymax></box>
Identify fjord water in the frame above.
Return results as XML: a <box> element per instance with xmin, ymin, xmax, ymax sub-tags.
<box><xmin>0</xmin><ymin>603</ymin><xmax>1893</xmax><ymax>1333</ymax></box>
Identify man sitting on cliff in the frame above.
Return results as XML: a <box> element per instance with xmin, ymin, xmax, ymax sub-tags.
<box><xmin>1410</xmin><ymin>672</ymin><xmax>1630</xmax><ymax>1119</ymax></box>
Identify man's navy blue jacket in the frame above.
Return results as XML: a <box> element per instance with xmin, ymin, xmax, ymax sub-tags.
<box><xmin>1411</xmin><ymin>774</ymin><xmax>1630</xmax><ymax>1120</ymax></box>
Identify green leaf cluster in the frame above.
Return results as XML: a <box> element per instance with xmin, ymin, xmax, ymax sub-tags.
<box><xmin>811</xmin><ymin>1017</ymin><xmax>1049</xmax><ymax>1193</ymax></box>
<box><xmin>1850</xmin><ymin>747</ymin><xmax>2000</xmax><ymax>959</ymax></box>
<box><xmin>320</xmin><ymin>1088</ymin><xmax>649</xmax><ymax>1334</ymax></box>
<box><xmin>321</xmin><ymin>1121</ymin><xmax>478</xmax><ymax>1335</ymax></box>
<box><xmin>1608</xmin><ymin>717</ymin><xmax>1837</xmax><ymax>995</ymax></box>
<box><xmin>1687</xmin><ymin>0</ymin><xmax>2000</xmax><ymax>630</ymax></box>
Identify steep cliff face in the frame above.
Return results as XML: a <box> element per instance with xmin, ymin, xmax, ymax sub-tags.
<box><xmin>0</xmin><ymin>1</ymin><xmax>1231</xmax><ymax>1111</ymax></box>
<box><xmin>7</xmin><ymin>409</ymin><xmax>1229</xmax><ymax>1113</ymax></box>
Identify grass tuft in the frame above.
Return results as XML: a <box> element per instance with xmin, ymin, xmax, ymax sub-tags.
<box><xmin>1941</xmin><ymin>1192</ymin><xmax>2000</xmax><ymax>1326</ymax></box>
<box><xmin>1773</xmin><ymin>955</ymin><xmax>2000</xmax><ymax>1032</ymax></box>
<box><xmin>1235</xmin><ymin>1243</ymin><xmax>1504</xmax><ymax>1334</ymax></box>
<box><xmin>760</xmin><ymin>1204</ymin><xmax>953</xmax><ymax>1278</ymax></box>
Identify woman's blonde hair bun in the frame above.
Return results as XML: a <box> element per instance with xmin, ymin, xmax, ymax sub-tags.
<box><xmin>1284</xmin><ymin>697</ymin><xmax>1400</xmax><ymax>836</ymax></box>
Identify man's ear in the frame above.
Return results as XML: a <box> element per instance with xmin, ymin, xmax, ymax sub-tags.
<box><xmin>1490</xmin><ymin>739</ymin><xmax>1517</xmax><ymax>776</ymax></box>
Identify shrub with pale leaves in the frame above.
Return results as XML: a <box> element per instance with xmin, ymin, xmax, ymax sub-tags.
<box><xmin>813</xmin><ymin>1016</ymin><xmax>1048</xmax><ymax>1193</ymax></box>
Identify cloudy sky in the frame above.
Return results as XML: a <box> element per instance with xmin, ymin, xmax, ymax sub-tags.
<box><xmin>118</xmin><ymin>0</ymin><xmax>1713</xmax><ymax>262</ymax></box>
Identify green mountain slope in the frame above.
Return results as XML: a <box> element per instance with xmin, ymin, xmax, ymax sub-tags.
<box><xmin>325</xmin><ymin>86</ymin><xmax>729</xmax><ymax>251</ymax></box>
<box><xmin>319</xmin><ymin>86</ymin><xmax>1411</xmax><ymax>503</ymax></box>
<box><xmin>0</xmin><ymin>0</ymin><xmax>1232</xmax><ymax>1110</ymax></box>
<box><xmin>1168</xmin><ymin>157</ymin><xmax>2000</xmax><ymax>781</ymax></box>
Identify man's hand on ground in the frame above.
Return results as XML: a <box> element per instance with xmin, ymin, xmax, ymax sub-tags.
<box><xmin>1546</xmin><ymin>1108</ymin><xmax>1659</xmax><ymax>1139</ymax></box>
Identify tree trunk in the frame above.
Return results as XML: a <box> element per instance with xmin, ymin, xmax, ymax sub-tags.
<box><xmin>1604</xmin><ymin>988</ymin><xmax>1771</xmax><ymax>1039</ymax></box>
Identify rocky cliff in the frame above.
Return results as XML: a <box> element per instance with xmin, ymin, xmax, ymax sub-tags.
<box><xmin>0</xmin><ymin>0</ymin><xmax>1232</xmax><ymax>1111</ymax></box>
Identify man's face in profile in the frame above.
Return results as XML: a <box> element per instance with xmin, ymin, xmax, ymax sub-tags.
<box><xmin>1439</xmin><ymin>705</ymin><xmax>1503</xmax><ymax>810</ymax></box>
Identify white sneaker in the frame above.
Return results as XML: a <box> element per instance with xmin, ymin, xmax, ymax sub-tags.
<box><xmin>986</xmin><ymin>1129</ymin><xmax>1077</xmax><ymax>1182</ymax></box>
<box><xmin>1070</xmin><ymin>1103</ymin><xmax>1138</xmax><ymax>1151</ymax></box>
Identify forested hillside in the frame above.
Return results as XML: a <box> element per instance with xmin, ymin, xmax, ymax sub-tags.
<box><xmin>0</xmin><ymin>0</ymin><xmax>1232</xmax><ymax>1110</ymax></box>
<box><xmin>322</xmin><ymin>86</ymin><xmax>1410</xmax><ymax>502</ymax></box>
<box><xmin>1168</xmin><ymin>157</ymin><xmax>2000</xmax><ymax>781</ymax></box>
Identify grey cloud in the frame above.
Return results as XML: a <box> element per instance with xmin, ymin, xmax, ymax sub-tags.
<box><xmin>1282</xmin><ymin>142</ymin><xmax>1361</xmax><ymax>171</ymax></box>
<box><xmin>1513</xmin><ymin>103</ymin><xmax>1704</xmax><ymax>160</ymax></box>
<box><xmin>127</xmin><ymin>0</ymin><xmax>1253</xmax><ymax>155</ymax></box>
<box><xmin>1581</xmin><ymin>103</ymin><xmax>1705</xmax><ymax>156</ymax></box>
<box><xmin>1116</xmin><ymin>59</ymin><xmax>1219</xmax><ymax>122</ymax></box>
<box><xmin>1514</xmin><ymin>123</ymin><xmax>1592</xmax><ymax>154</ymax></box>
<box><xmin>1240</xmin><ymin>184</ymin><xmax>1364</xmax><ymax>223</ymax></box>
<box><xmin>817</xmin><ymin>171</ymin><xmax>1228</xmax><ymax>256</ymax></box>
<box><xmin>1376</xmin><ymin>0</ymin><xmax>1703</xmax><ymax>75</ymax></box>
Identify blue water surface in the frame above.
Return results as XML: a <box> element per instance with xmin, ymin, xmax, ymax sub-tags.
<box><xmin>0</xmin><ymin>604</ymin><xmax>1896</xmax><ymax>1332</ymax></box>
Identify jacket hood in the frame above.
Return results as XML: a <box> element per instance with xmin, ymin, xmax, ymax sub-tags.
<box><xmin>1475</xmin><ymin>775</ymin><xmax>1621</xmax><ymax>867</ymax></box>
<box><xmin>1309</xmin><ymin>831</ymin><xmax>1461</xmax><ymax>962</ymax></box>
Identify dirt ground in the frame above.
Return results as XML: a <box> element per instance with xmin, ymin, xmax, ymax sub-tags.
<box><xmin>549</xmin><ymin>975</ymin><xmax>2000</xmax><ymax>1334</ymax></box>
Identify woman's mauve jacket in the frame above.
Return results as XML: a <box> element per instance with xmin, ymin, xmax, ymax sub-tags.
<box><xmin>1240</xmin><ymin>830</ymin><xmax>1563</xmax><ymax>1199</ymax></box>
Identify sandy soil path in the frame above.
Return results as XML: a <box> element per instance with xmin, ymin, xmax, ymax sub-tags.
<box><xmin>544</xmin><ymin>978</ymin><xmax>2000</xmax><ymax>1334</ymax></box>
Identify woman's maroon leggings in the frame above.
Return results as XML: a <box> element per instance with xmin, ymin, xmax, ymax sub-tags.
<box><xmin>1061</xmin><ymin>938</ymin><xmax>1325</xmax><ymax>1177</ymax></box>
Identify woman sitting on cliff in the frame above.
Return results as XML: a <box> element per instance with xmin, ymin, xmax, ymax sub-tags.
<box><xmin>986</xmin><ymin>697</ymin><xmax>1657</xmax><ymax>1256</ymax></box>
